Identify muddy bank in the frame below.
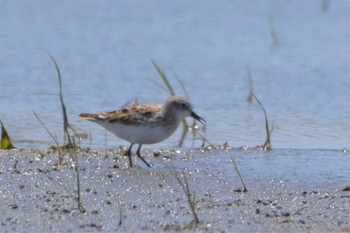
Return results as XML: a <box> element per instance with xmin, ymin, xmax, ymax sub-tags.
<box><xmin>0</xmin><ymin>148</ymin><xmax>349</xmax><ymax>232</ymax></box>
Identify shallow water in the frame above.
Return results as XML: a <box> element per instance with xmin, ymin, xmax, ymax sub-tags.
<box><xmin>0</xmin><ymin>1</ymin><xmax>349</xmax><ymax>150</ymax></box>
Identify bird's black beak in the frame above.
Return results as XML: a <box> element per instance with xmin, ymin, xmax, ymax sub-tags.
<box><xmin>191</xmin><ymin>111</ymin><xmax>205</xmax><ymax>124</ymax></box>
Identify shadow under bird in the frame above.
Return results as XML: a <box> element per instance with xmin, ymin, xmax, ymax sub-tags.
<box><xmin>79</xmin><ymin>95</ymin><xmax>204</xmax><ymax>167</ymax></box>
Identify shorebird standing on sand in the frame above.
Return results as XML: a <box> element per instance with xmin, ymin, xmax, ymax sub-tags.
<box><xmin>80</xmin><ymin>95</ymin><xmax>204</xmax><ymax>167</ymax></box>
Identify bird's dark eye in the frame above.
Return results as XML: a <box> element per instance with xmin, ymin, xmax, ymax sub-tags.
<box><xmin>181</xmin><ymin>103</ymin><xmax>187</xmax><ymax>108</ymax></box>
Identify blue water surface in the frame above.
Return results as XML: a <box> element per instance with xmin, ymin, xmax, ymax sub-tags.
<box><xmin>0</xmin><ymin>1</ymin><xmax>349</xmax><ymax>150</ymax></box>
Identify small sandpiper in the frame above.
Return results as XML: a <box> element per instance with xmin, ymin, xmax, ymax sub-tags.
<box><xmin>79</xmin><ymin>95</ymin><xmax>204</xmax><ymax>167</ymax></box>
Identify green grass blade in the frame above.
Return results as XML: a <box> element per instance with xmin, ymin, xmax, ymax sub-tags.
<box><xmin>0</xmin><ymin>120</ymin><xmax>16</xmax><ymax>150</ymax></box>
<box><xmin>152</xmin><ymin>60</ymin><xmax>175</xmax><ymax>95</ymax></box>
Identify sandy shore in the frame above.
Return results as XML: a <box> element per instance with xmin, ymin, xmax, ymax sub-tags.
<box><xmin>0</xmin><ymin>148</ymin><xmax>349</xmax><ymax>232</ymax></box>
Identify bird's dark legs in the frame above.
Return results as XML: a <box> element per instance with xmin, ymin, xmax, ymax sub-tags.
<box><xmin>127</xmin><ymin>143</ymin><xmax>134</xmax><ymax>167</ymax></box>
<box><xmin>136</xmin><ymin>144</ymin><xmax>152</xmax><ymax>167</ymax></box>
<box><xmin>126</xmin><ymin>143</ymin><xmax>151</xmax><ymax>167</ymax></box>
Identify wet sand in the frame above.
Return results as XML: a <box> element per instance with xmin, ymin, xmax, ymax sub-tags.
<box><xmin>0</xmin><ymin>148</ymin><xmax>349</xmax><ymax>232</ymax></box>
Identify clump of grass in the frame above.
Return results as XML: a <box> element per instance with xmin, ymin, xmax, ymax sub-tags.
<box><xmin>0</xmin><ymin>120</ymin><xmax>16</xmax><ymax>150</ymax></box>
<box><xmin>231</xmin><ymin>158</ymin><xmax>248</xmax><ymax>193</ymax></box>
<box><xmin>246</xmin><ymin>67</ymin><xmax>274</xmax><ymax>151</ymax></box>
<box><xmin>34</xmin><ymin>54</ymin><xmax>84</xmax><ymax>213</ymax></box>
<box><xmin>150</xmin><ymin>61</ymin><xmax>211</xmax><ymax>147</ymax></box>
<box><xmin>49</xmin><ymin>54</ymin><xmax>84</xmax><ymax>212</ymax></box>
<box><xmin>34</xmin><ymin>54</ymin><xmax>81</xmax><ymax>160</ymax></box>
<box><xmin>171</xmin><ymin>167</ymin><xmax>200</xmax><ymax>224</ymax></box>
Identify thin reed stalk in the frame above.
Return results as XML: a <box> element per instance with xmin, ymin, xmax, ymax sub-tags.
<box><xmin>33</xmin><ymin>111</ymin><xmax>60</xmax><ymax>148</ymax></box>
<box><xmin>33</xmin><ymin>110</ymin><xmax>64</xmax><ymax>163</ymax></box>
<box><xmin>48</xmin><ymin>54</ymin><xmax>71</xmax><ymax>145</ymax></box>
<box><xmin>48</xmin><ymin>53</ymin><xmax>78</xmax><ymax>148</ymax></box>
<box><xmin>268</xmin><ymin>15</ymin><xmax>280</xmax><ymax>48</ymax></box>
<box><xmin>172</xmin><ymin>168</ymin><xmax>199</xmax><ymax>224</ymax></box>
<box><xmin>48</xmin><ymin>169</ymin><xmax>85</xmax><ymax>213</ymax></box>
<box><xmin>246</xmin><ymin>67</ymin><xmax>273</xmax><ymax>151</ymax></box>
<box><xmin>322</xmin><ymin>0</ymin><xmax>331</xmax><ymax>12</ymax></box>
<box><xmin>72</xmin><ymin>153</ymin><xmax>85</xmax><ymax>213</ymax></box>
<box><xmin>231</xmin><ymin>158</ymin><xmax>248</xmax><ymax>192</ymax></box>
<box><xmin>117</xmin><ymin>197</ymin><xmax>123</xmax><ymax>227</ymax></box>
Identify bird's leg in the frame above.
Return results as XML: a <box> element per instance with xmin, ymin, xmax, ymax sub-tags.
<box><xmin>127</xmin><ymin>143</ymin><xmax>134</xmax><ymax>167</ymax></box>
<box><xmin>136</xmin><ymin>144</ymin><xmax>152</xmax><ymax>167</ymax></box>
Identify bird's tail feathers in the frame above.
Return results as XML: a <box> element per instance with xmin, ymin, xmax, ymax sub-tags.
<box><xmin>79</xmin><ymin>113</ymin><xmax>98</xmax><ymax>121</ymax></box>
